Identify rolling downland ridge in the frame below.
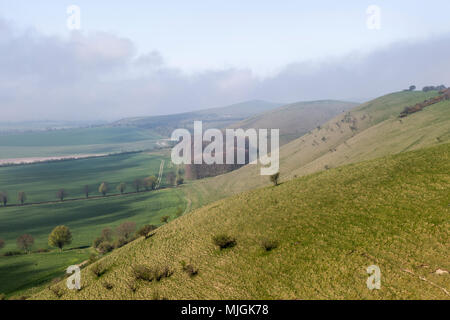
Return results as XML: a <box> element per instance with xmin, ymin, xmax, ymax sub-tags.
<box><xmin>184</xmin><ymin>90</ymin><xmax>450</xmax><ymax>209</ymax></box>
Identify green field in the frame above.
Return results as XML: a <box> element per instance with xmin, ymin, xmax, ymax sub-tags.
<box><xmin>0</xmin><ymin>126</ymin><xmax>162</xmax><ymax>159</ymax></box>
<box><xmin>0</xmin><ymin>150</ymin><xmax>185</xmax><ymax>297</ymax></box>
<box><xmin>34</xmin><ymin>143</ymin><xmax>450</xmax><ymax>300</ymax></box>
<box><xmin>0</xmin><ymin>249</ymin><xmax>93</xmax><ymax>298</ymax></box>
<box><xmin>0</xmin><ymin>187</ymin><xmax>186</xmax><ymax>296</ymax></box>
<box><xmin>0</xmin><ymin>152</ymin><xmax>171</xmax><ymax>204</ymax></box>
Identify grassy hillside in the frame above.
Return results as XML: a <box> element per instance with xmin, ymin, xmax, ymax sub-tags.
<box><xmin>0</xmin><ymin>152</ymin><xmax>171</xmax><ymax>204</ymax></box>
<box><xmin>0</xmin><ymin>127</ymin><xmax>162</xmax><ymax>159</ymax></box>
<box><xmin>115</xmin><ymin>100</ymin><xmax>283</xmax><ymax>136</ymax></box>
<box><xmin>185</xmin><ymin>91</ymin><xmax>448</xmax><ymax>209</ymax></box>
<box><xmin>230</xmin><ymin>100</ymin><xmax>358</xmax><ymax>145</ymax></box>
<box><xmin>0</xmin><ymin>187</ymin><xmax>186</xmax><ymax>296</ymax></box>
<box><xmin>34</xmin><ymin>143</ymin><xmax>450</xmax><ymax>300</ymax></box>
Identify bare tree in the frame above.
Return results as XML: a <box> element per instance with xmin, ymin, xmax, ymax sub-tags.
<box><xmin>101</xmin><ymin>228</ymin><xmax>114</xmax><ymax>242</ymax></box>
<box><xmin>56</xmin><ymin>189</ymin><xmax>67</xmax><ymax>201</ymax></box>
<box><xmin>83</xmin><ymin>185</ymin><xmax>90</xmax><ymax>198</ymax></box>
<box><xmin>133</xmin><ymin>179</ymin><xmax>143</xmax><ymax>192</ymax></box>
<box><xmin>116</xmin><ymin>222</ymin><xmax>136</xmax><ymax>240</ymax></box>
<box><xmin>117</xmin><ymin>182</ymin><xmax>127</xmax><ymax>194</ymax></box>
<box><xmin>17</xmin><ymin>234</ymin><xmax>34</xmax><ymax>253</ymax></box>
<box><xmin>144</xmin><ymin>176</ymin><xmax>157</xmax><ymax>191</ymax></box>
<box><xmin>18</xmin><ymin>191</ymin><xmax>26</xmax><ymax>205</ymax></box>
<box><xmin>0</xmin><ymin>191</ymin><xmax>8</xmax><ymax>206</ymax></box>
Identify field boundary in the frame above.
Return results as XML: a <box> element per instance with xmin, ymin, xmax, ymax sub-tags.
<box><xmin>155</xmin><ymin>160</ymin><xmax>165</xmax><ymax>189</ymax></box>
<box><xmin>0</xmin><ymin>186</ymin><xmax>173</xmax><ymax>209</ymax></box>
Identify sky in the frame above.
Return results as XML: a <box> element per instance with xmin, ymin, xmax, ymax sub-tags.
<box><xmin>1</xmin><ymin>1</ymin><xmax>450</xmax><ymax>121</ymax></box>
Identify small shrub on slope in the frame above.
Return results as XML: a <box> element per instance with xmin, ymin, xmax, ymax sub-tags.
<box><xmin>261</xmin><ymin>239</ymin><xmax>278</xmax><ymax>251</ymax></box>
<box><xmin>91</xmin><ymin>263</ymin><xmax>107</xmax><ymax>278</ymax></box>
<box><xmin>213</xmin><ymin>234</ymin><xmax>237</xmax><ymax>250</ymax></box>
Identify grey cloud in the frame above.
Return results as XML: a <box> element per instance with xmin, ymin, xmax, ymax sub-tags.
<box><xmin>1</xmin><ymin>16</ymin><xmax>450</xmax><ymax>122</ymax></box>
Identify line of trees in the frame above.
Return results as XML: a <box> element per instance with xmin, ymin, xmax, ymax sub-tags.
<box><xmin>0</xmin><ymin>191</ymin><xmax>26</xmax><ymax>207</ymax></box>
<box><xmin>0</xmin><ymin>173</ymin><xmax>180</xmax><ymax>206</ymax></box>
<box><xmin>0</xmin><ymin>225</ymin><xmax>72</xmax><ymax>255</ymax></box>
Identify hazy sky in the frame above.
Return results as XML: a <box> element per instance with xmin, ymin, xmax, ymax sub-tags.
<box><xmin>1</xmin><ymin>1</ymin><xmax>450</xmax><ymax>121</ymax></box>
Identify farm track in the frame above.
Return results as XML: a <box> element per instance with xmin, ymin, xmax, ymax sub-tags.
<box><xmin>155</xmin><ymin>160</ymin><xmax>165</xmax><ymax>189</ymax></box>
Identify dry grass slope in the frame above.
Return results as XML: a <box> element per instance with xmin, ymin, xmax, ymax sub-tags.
<box><xmin>184</xmin><ymin>91</ymin><xmax>449</xmax><ymax>209</ymax></box>
<box><xmin>230</xmin><ymin>100</ymin><xmax>358</xmax><ymax>145</ymax></box>
<box><xmin>34</xmin><ymin>143</ymin><xmax>450</xmax><ymax>300</ymax></box>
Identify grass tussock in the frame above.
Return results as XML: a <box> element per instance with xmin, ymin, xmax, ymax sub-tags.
<box><xmin>261</xmin><ymin>239</ymin><xmax>278</xmax><ymax>252</ymax></box>
<box><xmin>181</xmin><ymin>261</ymin><xmax>199</xmax><ymax>277</ymax></box>
<box><xmin>102</xmin><ymin>281</ymin><xmax>114</xmax><ymax>290</ymax></box>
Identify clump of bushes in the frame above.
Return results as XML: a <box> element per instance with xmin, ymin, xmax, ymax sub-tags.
<box><xmin>0</xmin><ymin>293</ymin><xmax>6</xmax><ymax>300</ymax></box>
<box><xmin>91</xmin><ymin>263</ymin><xmax>107</xmax><ymax>278</ymax></box>
<box><xmin>261</xmin><ymin>239</ymin><xmax>278</xmax><ymax>252</ymax></box>
<box><xmin>132</xmin><ymin>264</ymin><xmax>173</xmax><ymax>282</ymax></box>
<box><xmin>180</xmin><ymin>261</ymin><xmax>198</xmax><ymax>277</ymax></box>
<box><xmin>213</xmin><ymin>234</ymin><xmax>237</xmax><ymax>250</ymax></box>
<box><xmin>136</xmin><ymin>225</ymin><xmax>157</xmax><ymax>239</ymax></box>
<box><xmin>93</xmin><ymin>223</ymin><xmax>137</xmax><ymax>254</ymax></box>
<box><xmin>97</xmin><ymin>242</ymin><xmax>114</xmax><ymax>254</ymax></box>
<box><xmin>269</xmin><ymin>172</ymin><xmax>280</xmax><ymax>186</ymax></box>
<box><xmin>132</xmin><ymin>265</ymin><xmax>155</xmax><ymax>282</ymax></box>
<box><xmin>155</xmin><ymin>266</ymin><xmax>173</xmax><ymax>281</ymax></box>
<box><xmin>114</xmin><ymin>237</ymin><xmax>128</xmax><ymax>249</ymax></box>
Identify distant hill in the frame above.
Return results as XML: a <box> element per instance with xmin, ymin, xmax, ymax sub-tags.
<box><xmin>114</xmin><ymin>100</ymin><xmax>283</xmax><ymax>136</ymax></box>
<box><xmin>230</xmin><ymin>100</ymin><xmax>358</xmax><ymax>145</ymax></box>
<box><xmin>182</xmin><ymin>100</ymin><xmax>357</xmax><ymax>180</ymax></box>
<box><xmin>185</xmin><ymin>90</ymin><xmax>449</xmax><ymax>208</ymax></box>
<box><xmin>35</xmin><ymin>143</ymin><xmax>450</xmax><ymax>299</ymax></box>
